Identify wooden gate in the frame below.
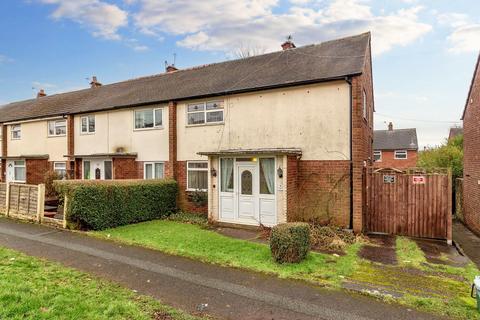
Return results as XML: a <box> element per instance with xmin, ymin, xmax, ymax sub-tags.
<box><xmin>365</xmin><ymin>168</ymin><xmax>452</xmax><ymax>241</ymax></box>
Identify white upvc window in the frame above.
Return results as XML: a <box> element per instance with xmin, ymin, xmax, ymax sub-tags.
<box><xmin>81</xmin><ymin>115</ymin><xmax>95</xmax><ymax>134</ymax></box>
<box><xmin>144</xmin><ymin>162</ymin><xmax>164</xmax><ymax>179</ymax></box>
<box><xmin>11</xmin><ymin>124</ymin><xmax>21</xmax><ymax>140</ymax></box>
<box><xmin>363</xmin><ymin>89</ymin><xmax>367</xmax><ymax>120</ymax></box>
<box><xmin>134</xmin><ymin>108</ymin><xmax>163</xmax><ymax>130</ymax></box>
<box><xmin>187</xmin><ymin>101</ymin><xmax>224</xmax><ymax>126</ymax></box>
<box><xmin>48</xmin><ymin>119</ymin><xmax>67</xmax><ymax>137</ymax></box>
<box><xmin>13</xmin><ymin>160</ymin><xmax>26</xmax><ymax>182</ymax></box>
<box><xmin>394</xmin><ymin>150</ymin><xmax>408</xmax><ymax>160</ymax></box>
<box><xmin>373</xmin><ymin>151</ymin><xmax>382</xmax><ymax>162</ymax></box>
<box><xmin>187</xmin><ymin>161</ymin><xmax>208</xmax><ymax>191</ymax></box>
<box><xmin>54</xmin><ymin>162</ymin><xmax>67</xmax><ymax>179</ymax></box>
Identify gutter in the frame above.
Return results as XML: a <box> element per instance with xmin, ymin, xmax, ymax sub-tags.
<box><xmin>345</xmin><ymin>76</ymin><xmax>354</xmax><ymax>230</ymax></box>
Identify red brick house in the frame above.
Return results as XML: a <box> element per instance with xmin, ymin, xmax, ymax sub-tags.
<box><xmin>373</xmin><ymin>122</ymin><xmax>418</xmax><ymax>169</ymax></box>
<box><xmin>0</xmin><ymin>33</ymin><xmax>374</xmax><ymax>232</ymax></box>
<box><xmin>448</xmin><ymin>127</ymin><xmax>463</xmax><ymax>141</ymax></box>
<box><xmin>462</xmin><ymin>53</ymin><xmax>480</xmax><ymax>235</ymax></box>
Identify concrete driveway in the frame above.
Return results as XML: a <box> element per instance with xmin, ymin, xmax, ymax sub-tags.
<box><xmin>0</xmin><ymin>218</ymin><xmax>444</xmax><ymax>320</ymax></box>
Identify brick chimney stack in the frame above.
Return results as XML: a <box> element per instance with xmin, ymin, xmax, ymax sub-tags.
<box><xmin>281</xmin><ymin>35</ymin><xmax>296</xmax><ymax>50</ymax></box>
<box><xmin>90</xmin><ymin>76</ymin><xmax>102</xmax><ymax>88</ymax></box>
<box><xmin>165</xmin><ymin>61</ymin><xmax>178</xmax><ymax>73</ymax></box>
<box><xmin>37</xmin><ymin>89</ymin><xmax>47</xmax><ymax>98</ymax></box>
<box><xmin>388</xmin><ymin>122</ymin><xmax>393</xmax><ymax>131</ymax></box>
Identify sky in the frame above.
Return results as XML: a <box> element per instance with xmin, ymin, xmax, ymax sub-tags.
<box><xmin>0</xmin><ymin>0</ymin><xmax>479</xmax><ymax>148</ymax></box>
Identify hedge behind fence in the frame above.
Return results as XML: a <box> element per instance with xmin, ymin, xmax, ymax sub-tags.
<box><xmin>54</xmin><ymin>179</ymin><xmax>177</xmax><ymax>230</ymax></box>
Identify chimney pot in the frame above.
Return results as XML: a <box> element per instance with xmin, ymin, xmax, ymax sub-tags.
<box><xmin>166</xmin><ymin>65</ymin><xmax>178</xmax><ymax>73</ymax></box>
<box><xmin>388</xmin><ymin>122</ymin><xmax>393</xmax><ymax>131</ymax></box>
<box><xmin>281</xmin><ymin>36</ymin><xmax>296</xmax><ymax>50</ymax></box>
<box><xmin>90</xmin><ymin>76</ymin><xmax>102</xmax><ymax>88</ymax></box>
<box><xmin>37</xmin><ymin>89</ymin><xmax>47</xmax><ymax>98</ymax></box>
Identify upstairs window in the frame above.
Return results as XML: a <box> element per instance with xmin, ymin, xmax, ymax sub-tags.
<box><xmin>81</xmin><ymin>115</ymin><xmax>95</xmax><ymax>134</ymax></box>
<box><xmin>373</xmin><ymin>151</ymin><xmax>382</xmax><ymax>162</ymax></box>
<box><xmin>363</xmin><ymin>89</ymin><xmax>367</xmax><ymax>120</ymax></box>
<box><xmin>394</xmin><ymin>150</ymin><xmax>407</xmax><ymax>160</ymax></box>
<box><xmin>11</xmin><ymin>124</ymin><xmax>21</xmax><ymax>140</ymax></box>
<box><xmin>134</xmin><ymin>108</ymin><xmax>162</xmax><ymax>129</ymax></box>
<box><xmin>48</xmin><ymin>119</ymin><xmax>66</xmax><ymax>136</ymax></box>
<box><xmin>187</xmin><ymin>101</ymin><xmax>223</xmax><ymax>125</ymax></box>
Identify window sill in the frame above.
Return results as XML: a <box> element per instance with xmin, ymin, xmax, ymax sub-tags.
<box><xmin>47</xmin><ymin>135</ymin><xmax>67</xmax><ymax>138</ymax></box>
<box><xmin>186</xmin><ymin>122</ymin><xmax>224</xmax><ymax>128</ymax></box>
<box><xmin>186</xmin><ymin>189</ymin><xmax>208</xmax><ymax>192</ymax></box>
<box><xmin>80</xmin><ymin>132</ymin><xmax>95</xmax><ymax>136</ymax></box>
<box><xmin>133</xmin><ymin>126</ymin><xmax>164</xmax><ymax>132</ymax></box>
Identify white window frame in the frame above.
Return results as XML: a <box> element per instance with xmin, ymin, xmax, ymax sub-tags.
<box><xmin>80</xmin><ymin>115</ymin><xmax>95</xmax><ymax>134</ymax></box>
<box><xmin>186</xmin><ymin>101</ymin><xmax>224</xmax><ymax>126</ymax></box>
<box><xmin>186</xmin><ymin>161</ymin><xmax>208</xmax><ymax>191</ymax></box>
<box><xmin>394</xmin><ymin>150</ymin><xmax>408</xmax><ymax>160</ymax></box>
<box><xmin>373</xmin><ymin>151</ymin><xmax>382</xmax><ymax>162</ymax></box>
<box><xmin>134</xmin><ymin>108</ymin><xmax>163</xmax><ymax>130</ymax></box>
<box><xmin>13</xmin><ymin>160</ymin><xmax>26</xmax><ymax>183</ymax></box>
<box><xmin>53</xmin><ymin>161</ymin><xmax>67</xmax><ymax>178</ymax></box>
<box><xmin>48</xmin><ymin>119</ymin><xmax>67</xmax><ymax>137</ymax></box>
<box><xmin>11</xmin><ymin>124</ymin><xmax>21</xmax><ymax>140</ymax></box>
<box><xmin>363</xmin><ymin>89</ymin><xmax>367</xmax><ymax>120</ymax></box>
<box><xmin>144</xmin><ymin>162</ymin><xmax>165</xmax><ymax>179</ymax></box>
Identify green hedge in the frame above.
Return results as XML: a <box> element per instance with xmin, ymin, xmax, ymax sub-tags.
<box><xmin>54</xmin><ymin>179</ymin><xmax>177</xmax><ymax>230</ymax></box>
<box><xmin>270</xmin><ymin>222</ymin><xmax>310</xmax><ymax>263</ymax></box>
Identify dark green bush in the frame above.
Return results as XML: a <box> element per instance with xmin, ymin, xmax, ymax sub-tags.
<box><xmin>54</xmin><ymin>179</ymin><xmax>177</xmax><ymax>230</ymax></box>
<box><xmin>270</xmin><ymin>222</ymin><xmax>310</xmax><ymax>263</ymax></box>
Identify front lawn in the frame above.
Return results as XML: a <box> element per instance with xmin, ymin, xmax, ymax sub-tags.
<box><xmin>0</xmin><ymin>246</ymin><xmax>202</xmax><ymax>320</ymax></box>
<box><xmin>93</xmin><ymin>220</ymin><xmax>480</xmax><ymax>320</ymax></box>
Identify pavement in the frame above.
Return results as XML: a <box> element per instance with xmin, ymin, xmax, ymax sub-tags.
<box><xmin>0</xmin><ymin>217</ymin><xmax>445</xmax><ymax>320</ymax></box>
<box><xmin>453</xmin><ymin>221</ymin><xmax>480</xmax><ymax>268</ymax></box>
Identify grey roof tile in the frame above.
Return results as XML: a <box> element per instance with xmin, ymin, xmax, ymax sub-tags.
<box><xmin>0</xmin><ymin>32</ymin><xmax>370</xmax><ymax>123</ymax></box>
<box><xmin>374</xmin><ymin>128</ymin><xmax>418</xmax><ymax>150</ymax></box>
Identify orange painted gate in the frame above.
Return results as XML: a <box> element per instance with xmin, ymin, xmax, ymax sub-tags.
<box><xmin>365</xmin><ymin>168</ymin><xmax>452</xmax><ymax>241</ymax></box>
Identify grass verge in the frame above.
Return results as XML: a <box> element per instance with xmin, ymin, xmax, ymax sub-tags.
<box><xmin>94</xmin><ymin>220</ymin><xmax>360</xmax><ymax>286</ymax></box>
<box><xmin>0</xmin><ymin>246</ymin><xmax>203</xmax><ymax>320</ymax></box>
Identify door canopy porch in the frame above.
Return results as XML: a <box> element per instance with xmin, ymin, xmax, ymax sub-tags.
<box><xmin>197</xmin><ymin>148</ymin><xmax>302</xmax><ymax>157</ymax></box>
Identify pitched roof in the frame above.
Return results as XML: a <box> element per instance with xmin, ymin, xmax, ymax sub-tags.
<box><xmin>0</xmin><ymin>32</ymin><xmax>371</xmax><ymax>123</ymax></box>
<box><xmin>373</xmin><ymin>128</ymin><xmax>418</xmax><ymax>151</ymax></box>
<box><xmin>462</xmin><ymin>52</ymin><xmax>480</xmax><ymax>120</ymax></box>
<box><xmin>448</xmin><ymin>127</ymin><xmax>463</xmax><ymax>140</ymax></box>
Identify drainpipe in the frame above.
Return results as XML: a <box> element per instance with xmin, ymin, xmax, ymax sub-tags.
<box><xmin>345</xmin><ymin>76</ymin><xmax>354</xmax><ymax>230</ymax></box>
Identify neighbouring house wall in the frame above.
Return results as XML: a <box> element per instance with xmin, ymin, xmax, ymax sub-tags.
<box><xmin>7</xmin><ymin>120</ymin><xmax>67</xmax><ymax>162</ymax></box>
<box><xmin>74</xmin><ymin>106</ymin><xmax>169</xmax><ymax>162</ymax></box>
<box><xmin>463</xmin><ymin>56</ymin><xmax>480</xmax><ymax>235</ymax></box>
<box><xmin>373</xmin><ymin>150</ymin><xmax>418</xmax><ymax>169</ymax></box>
<box><xmin>176</xmin><ymin>81</ymin><xmax>351</xmax><ymax>162</ymax></box>
<box><xmin>351</xmin><ymin>39</ymin><xmax>374</xmax><ymax>232</ymax></box>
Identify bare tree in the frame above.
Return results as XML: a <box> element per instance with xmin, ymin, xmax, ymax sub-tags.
<box><xmin>232</xmin><ymin>42</ymin><xmax>267</xmax><ymax>59</ymax></box>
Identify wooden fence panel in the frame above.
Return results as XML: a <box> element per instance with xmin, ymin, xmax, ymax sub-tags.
<box><xmin>366</xmin><ymin>169</ymin><xmax>452</xmax><ymax>241</ymax></box>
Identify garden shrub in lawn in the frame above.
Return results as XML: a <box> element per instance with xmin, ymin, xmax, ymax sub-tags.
<box><xmin>54</xmin><ymin>179</ymin><xmax>177</xmax><ymax>230</ymax></box>
<box><xmin>270</xmin><ymin>222</ymin><xmax>310</xmax><ymax>263</ymax></box>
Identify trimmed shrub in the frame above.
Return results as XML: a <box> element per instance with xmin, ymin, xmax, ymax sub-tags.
<box><xmin>54</xmin><ymin>179</ymin><xmax>177</xmax><ymax>230</ymax></box>
<box><xmin>270</xmin><ymin>222</ymin><xmax>310</xmax><ymax>263</ymax></box>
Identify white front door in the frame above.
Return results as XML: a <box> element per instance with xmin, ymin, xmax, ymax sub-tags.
<box><xmin>6</xmin><ymin>159</ymin><xmax>26</xmax><ymax>183</ymax></box>
<box><xmin>236</xmin><ymin>163</ymin><xmax>258</xmax><ymax>223</ymax></box>
<box><xmin>83</xmin><ymin>159</ymin><xmax>112</xmax><ymax>180</ymax></box>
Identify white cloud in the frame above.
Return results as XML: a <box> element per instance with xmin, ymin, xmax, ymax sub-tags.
<box><xmin>39</xmin><ymin>0</ymin><xmax>128</xmax><ymax>40</ymax></box>
<box><xmin>132</xmin><ymin>0</ymin><xmax>431</xmax><ymax>55</ymax></box>
<box><xmin>447</xmin><ymin>24</ymin><xmax>480</xmax><ymax>53</ymax></box>
<box><xmin>436</xmin><ymin>12</ymin><xmax>480</xmax><ymax>53</ymax></box>
<box><xmin>32</xmin><ymin>81</ymin><xmax>57</xmax><ymax>89</ymax></box>
<box><xmin>0</xmin><ymin>55</ymin><xmax>13</xmax><ymax>64</ymax></box>
<box><xmin>132</xmin><ymin>45</ymin><xmax>149</xmax><ymax>51</ymax></box>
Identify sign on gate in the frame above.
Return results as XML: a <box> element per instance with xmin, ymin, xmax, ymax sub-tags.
<box><xmin>383</xmin><ymin>175</ymin><xmax>396</xmax><ymax>184</ymax></box>
<box><xmin>412</xmin><ymin>176</ymin><xmax>426</xmax><ymax>184</ymax></box>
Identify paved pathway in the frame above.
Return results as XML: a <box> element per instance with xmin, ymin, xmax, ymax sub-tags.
<box><xmin>453</xmin><ymin>221</ymin><xmax>480</xmax><ymax>268</ymax></box>
<box><xmin>0</xmin><ymin>218</ymin><xmax>444</xmax><ymax>320</ymax></box>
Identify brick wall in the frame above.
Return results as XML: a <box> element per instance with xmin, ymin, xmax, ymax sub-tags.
<box><xmin>167</xmin><ymin>101</ymin><xmax>177</xmax><ymax>180</ymax></box>
<box><xmin>463</xmin><ymin>54</ymin><xmax>480</xmax><ymax>235</ymax></box>
<box><xmin>66</xmin><ymin>115</ymin><xmax>75</xmax><ymax>175</ymax></box>
<box><xmin>176</xmin><ymin>161</ymin><xmax>207</xmax><ymax>214</ymax></box>
<box><xmin>26</xmin><ymin>159</ymin><xmax>50</xmax><ymax>185</ymax></box>
<box><xmin>112</xmin><ymin>158</ymin><xmax>143</xmax><ymax>179</ymax></box>
<box><xmin>350</xmin><ymin>36</ymin><xmax>374</xmax><ymax>232</ymax></box>
<box><xmin>373</xmin><ymin>150</ymin><xmax>418</xmax><ymax>169</ymax></box>
<box><xmin>1</xmin><ymin>125</ymin><xmax>7</xmax><ymax>182</ymax></box>
<box><xmin>287</xmin><ymin>159</ymin><xmax>351</xmax><ymax>227</ymax></box>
